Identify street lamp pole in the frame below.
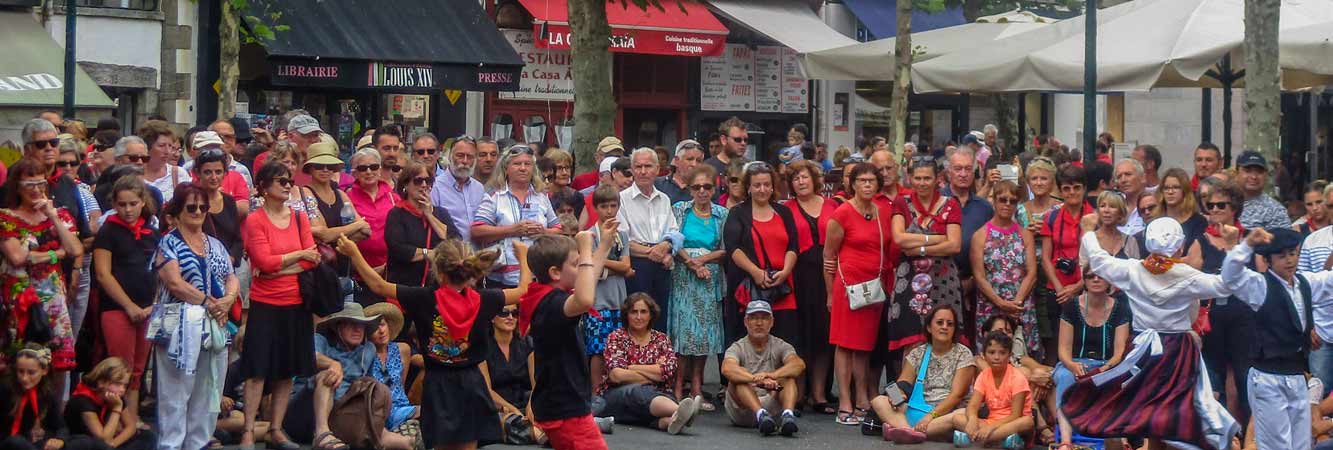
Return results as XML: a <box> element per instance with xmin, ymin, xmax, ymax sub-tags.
<box><xmin>1083</xmin><ymin>0</ymin><xmax>1097</xmax><ymax>166</ymax></box>
<box><xmin>63</xmin><ymin>0</ymin><xmax>77</xmax><ymax>119</ymax></box>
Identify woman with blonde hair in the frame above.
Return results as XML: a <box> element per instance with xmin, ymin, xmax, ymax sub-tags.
<box><xmin>1085</xmin><ymin>190</ymin><xmax>1144</xmax><ymax>260</ymax></box>
<box><xmin>66</xmin><ymin>357</ymin><xmax>156</xmax><ymax>450</ymax></box>
<box><xmin>474</xmin><ymin>144</ymin><xmax>560</xmax><ymax>289</ymax></box>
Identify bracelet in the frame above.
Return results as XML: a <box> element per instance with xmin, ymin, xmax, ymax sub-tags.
<box><xmin>928</xmin><ymin>410</ymin><xmax>938</xmax><ymax>419</ymax></box>
<box><xmin>47</xmin><ymin>250</ymin><xmax>57</xmax><ymax>265</ymax></box>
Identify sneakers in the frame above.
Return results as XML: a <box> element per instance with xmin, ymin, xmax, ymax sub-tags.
<box><xmin>757</xmin><ymin>410</ymin><xmax>777</xmax><ymax>436</ymax></box>
<box><xmin>667</xmin><ymin>396</ymin><xmax>700</xmax><ymax>435</ymax></box>
<box><xmin>779</xmin><ymin>411</ymin><xmax>799</xmax><ymax>436</ymax></box>
<box><xmin>686</xmin><ymin>395</ymin><xmax>703</xmax><ymax>427</ymax></box>
<box><xmin>594</xmin><ymin>416</ymin><xmax>614</xmax><ymax>435</ymax></box>
<box><xmin>883</xmin><ymin>427</ymin><xmax>927</xmax><ymax>444</ymax></box>
<box><xmin>1001</xmin><ymin>433</ymin><xmax>1023</xmax><ymax>450</ymax></box>
<box><xmin>953</xmin><ymin>430</ymin><xmax>973</xmax><ymax>447</ymax></box>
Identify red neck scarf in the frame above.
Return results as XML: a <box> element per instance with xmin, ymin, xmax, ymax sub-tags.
<box><xmin>70</xmin><ymin>383</ymin><xmax>108</xmax><ymax>419</ymax></box>
<box><xmin>107</xmin><ymin>214</ymin><xmax>152</xmax><ymax>240</ymax></box>
<box><xmin>434</xmin><ymin>287</ymin><xmax>482</xmax><ymax>338</ymax></box>
<box><xmin>399</xmin><ymin>201</ymin><xmax>426</xmax><ymax>219</ymax></box>
<box><xmin>46</xmin><ymin>169</ymin><xmax>63</xmax><ymax>186</ymax></box>
<box><xmin>10</xmin><ymin>387</ymin><xmax>39</xmax><ymax>435</ymax></box>
<box><xmin>910</xmin><ymin>190</ymin><xmax>942</xmax><ymax>229</ymax></box>
<box><xmin>518</xmin><ymin>282</ymin><xmax>558</xmax><ymax>335</ymax></box>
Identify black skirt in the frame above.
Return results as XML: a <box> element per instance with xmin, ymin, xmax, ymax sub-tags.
<box><xmin>793</xmin><ymin>247</ymin><xmax>830</xmax><ymax>358</ymax></box>
<box><xmin>421</xmin><ymin>365</ymin><xmax>501</xmax><ymax>446</ymax></box>
<box><xmin>238</xmin><ymin>302</ymin><xmax>316</xmax><ymax>380</ymax></box>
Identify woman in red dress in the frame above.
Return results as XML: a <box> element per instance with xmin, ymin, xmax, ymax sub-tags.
<box><xmin>784</xmin><ymin>160</ymin><xmax>839</xmax><ymax>413</ymax></box>
<box><xmin>722</xmin><ymin>162</ymin><xmax>799</xmax><ymax>351</ymax></box>
<box><xmin>823</xmin><ymin>163</ymin><xmax>894</xmax><ymax>425</ymax></box>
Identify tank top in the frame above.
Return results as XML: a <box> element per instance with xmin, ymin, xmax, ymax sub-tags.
<box><xmin>205</xmin><ymin>194</ymin><xmax>243</xmax><ymax>267</ymax></box>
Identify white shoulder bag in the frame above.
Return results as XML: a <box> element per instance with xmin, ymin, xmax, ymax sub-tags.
<box><xmin>841</xmin><ymin>210</ymin><xmax>885</xmax><ymax>311</ymax></box>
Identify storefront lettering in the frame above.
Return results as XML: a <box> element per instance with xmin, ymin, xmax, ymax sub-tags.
<box><xmin>373</xmin><ymin>64</ymin><xmax>434</xmax><ymax>89</ymax></box>
<box><xmin>0</xmin><ymin>73</ymin><xmax>64</xmax><ymax>91</ymax></box>
<box><xmin>276</xmin><ymin>64</ymin><xmax>340</xmax><ymax>79</ymax></box>
<box><xmin>545</xmin><ymin>30</ymin><xmax>636</xmax><ymax>50</ymax></box>
<box><xmin>477</xmin><ymin>71</ymin><xmax>514</xmax><ymax>85</ymax></box>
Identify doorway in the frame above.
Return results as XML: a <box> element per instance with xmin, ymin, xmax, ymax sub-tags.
<box><xmin>622</xmin><ymin>108</ymin><xmax>680</xmax><ymax>150</ymax></box>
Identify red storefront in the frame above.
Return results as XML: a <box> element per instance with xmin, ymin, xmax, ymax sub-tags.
<box><xmin>487</xmin><ymin>0</ymin><xmax>729</xmax><ymax>150</ymax></box>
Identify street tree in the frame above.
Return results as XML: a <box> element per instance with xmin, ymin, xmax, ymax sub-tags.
<box><xmin>1243</xmin><ymin>0</ymin><xmax>1280</xmax><ymax>162</ymax></box>
<box><xmin>219</xmin><ymin>0</ymin><xmax>287</xmax><ymax>120</ymax></box>
<box><xmin>890</xmin><ymin>0</ymin><xmax>912</xmax><ymax>153</ymax></box>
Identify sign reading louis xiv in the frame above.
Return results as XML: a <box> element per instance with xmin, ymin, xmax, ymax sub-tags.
<box><xmin>270</xmin><ymin>58</ymin><xmax>520</xmax><ymax>92</ymax></box>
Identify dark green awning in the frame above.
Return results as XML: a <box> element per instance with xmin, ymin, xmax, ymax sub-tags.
<box><xmin>0</xmin><ymin>11</ymin><xmax>115</xmax><ymax>108</ymax></box>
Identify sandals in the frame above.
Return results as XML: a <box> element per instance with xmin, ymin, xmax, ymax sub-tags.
<box><xmin>812</xmin><ymin>402</ymin><xmax>838</xmax><ymax>415</ymax></box>
<box><xmin>835</xmin><ymin>410</ymin><xmax>861</xmax><ymax>425</ymax></box>
<box><xmin>268</xmin><ymin>430</ymin><xmax>301</xmax><ymax>450</ymax></box>
<box><xmin>313</xmin><ymin>431</ymin><xmax>350</xmax><ymax>450</ymax></box>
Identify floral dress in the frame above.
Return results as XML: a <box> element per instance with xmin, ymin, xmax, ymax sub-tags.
<box><xmin>0</xmin><ymin>208</ymin><xmax>78</xmax><ymax>370</ymax></box>
<box><xmin>668</xmin><ymin>201</ymin><xmax>727</xmax><ymax>356</ymax></box>
<box><xmin>887</xmin><ymin>195</ymin><xmax>964</xmax><ymax>351</ymax></box>
<box><xmin>975</xmin><ymin>221</ymin><xmax>1041</xmax><ymax>359</ymax></box>
<box><xmin>370</xmin><ymin>343</ymin><xmax>419</xmax><ymax>431</ymax></box>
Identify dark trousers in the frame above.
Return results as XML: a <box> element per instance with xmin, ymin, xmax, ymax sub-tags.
<box><xmin>1202</xmin><ymin>299</ymin><xmax>1255</xmax><ymax>428</ymax></box>
<box><xmin>625</xmin><ymin>255</ymin><xmax>671</xmax><ymax>332</ymax></box>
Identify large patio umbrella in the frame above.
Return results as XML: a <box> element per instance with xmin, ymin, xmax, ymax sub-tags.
<box><xmin>910</xmin><ymin>0</ymin><xmax>1333</xmax><ymax>93</ymax></box>
<box><xmin>800</xmin><ymin>21</ymin><xmax>1047</xmax><ymax>80</ymax></box>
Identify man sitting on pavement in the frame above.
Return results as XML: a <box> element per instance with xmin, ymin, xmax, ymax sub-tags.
<box><xmin>722</xmin><ymin>300</ymin><xmax>806</xmax><ymax>437</ymax></box>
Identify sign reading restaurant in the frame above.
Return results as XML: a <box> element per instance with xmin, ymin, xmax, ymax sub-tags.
<box><xmin>269</xmin><ymin>58</ymin><xmax>520</xmax><ymax>92</ymax></box>
<box><xmin>534</xmin><ymin>24</ymin><xmax>724</xmax><ymax>57</ymax></box>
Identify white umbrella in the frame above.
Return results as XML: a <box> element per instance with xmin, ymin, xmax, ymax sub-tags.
<box><xmin>911</xmin><ymin>0</ymin><xmax>1333</xmax><ymax>93</ymax></box>
<box><xmin>975</xmin><ymin>9</ymin><xmax>1056</xmax><ymax>24</ymax></box>
<box><xmin>800</xmin><ymin>22</ymin><xmax>1047</xmax><ymax>81</ymax></box>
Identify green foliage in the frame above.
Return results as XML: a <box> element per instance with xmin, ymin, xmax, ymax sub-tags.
<box><xmin>230</xmin><ymin>0</ymin><xmax>287</xmax><ymax>44</ymax></box>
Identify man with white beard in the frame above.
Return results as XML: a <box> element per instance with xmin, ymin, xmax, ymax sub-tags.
<box><xmin>431</xmin><ymin>136</ymin><xmax>485</xmax><ymax>242</ymax></box>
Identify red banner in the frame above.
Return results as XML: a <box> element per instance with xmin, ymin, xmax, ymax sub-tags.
<box><xmin>533</xmin><ymin>24</ymin><xmax>726</xmax><ymax>58</ymax></box>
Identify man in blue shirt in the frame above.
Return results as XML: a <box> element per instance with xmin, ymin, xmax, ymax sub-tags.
<box><xmin>942</xmin><ymin>148</ymin><xmax>993</xmax><ymax>344</ymax></box>
<box><xmin>431</xmin><ymin>137</ymin><xmax>485</xmax><ymax>242</ymax></box>
<box><xmin>304</xmin><ymin>304</ymin><xmax>416</xmax><ymax>450</ymax></box>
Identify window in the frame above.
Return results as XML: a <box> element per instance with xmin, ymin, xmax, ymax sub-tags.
<box><xmin>77</xmin><ymin>0</ymin><xmax>158</xmax><ymax>11</ymax></box>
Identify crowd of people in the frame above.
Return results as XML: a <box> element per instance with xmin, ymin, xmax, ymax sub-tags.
<box><xmin>2</xmin><ymin>109</ymin><xmax>1333</xmax><ymax>450</ymax></box>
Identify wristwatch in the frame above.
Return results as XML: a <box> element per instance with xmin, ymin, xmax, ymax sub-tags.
<box><xmin>919</xmin><ymin>246</ymin><xmax>926</xmax><ymax>256</ymax></box>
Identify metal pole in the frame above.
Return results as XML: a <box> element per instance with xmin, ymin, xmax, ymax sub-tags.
<box><xmin>63</xmin><ymin>0</ymin><xmax>76</xmax><ymax>119</ymax></box>
<box><xmin>1083</xmin><ymin>0</ymin><xmax>1097</xmax><ymax>166</ymax></box>
<box><xmin>1223</xmin><ymin>82</ymin><xmax>1233</xmax><ymax>167</ymax></box>
<box><xmin>1201</xmin><ymin>88</ymin><xmax>1212</xmax><ymax>143</ymax></box>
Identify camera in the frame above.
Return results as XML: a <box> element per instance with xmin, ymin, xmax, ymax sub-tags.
<box><xmin>1055</xmin><ymin>258</ymin><xmax>1078</xmax><ymax>275</ymax></box>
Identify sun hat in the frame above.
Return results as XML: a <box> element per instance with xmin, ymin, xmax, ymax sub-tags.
<box><xmin>303</xmin><ymin>141</ymin><xmax>344</xmax><ymax>168</ymax></box>
<box><xmin>363</xmin><ymin>303</ymin><xmax>404</xmax><ymax>338</ymax></box>
<box><xmin>316</xmin><ymin>303</ymin><xmax>381</xmax><ymax>333</ymax></box>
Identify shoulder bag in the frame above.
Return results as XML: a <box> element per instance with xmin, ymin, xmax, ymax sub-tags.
<box><xmin>330</xmin><ymin>377</ymin><xmax>391</xmax><ymax>450</ymax></box>
<box><xmin>295</xmin><ymin>209</ymin><xmax>343</xmax><ymax>317</ymax></box>
<box><xmin>741</xmin><ymin>219</ymin><xmax>792</xmax><ymax>303</ymax></box>
<box><xmin>841</xmin><ymin>209</ymin><xmax>885</xmax><ymax>311</ymax></box>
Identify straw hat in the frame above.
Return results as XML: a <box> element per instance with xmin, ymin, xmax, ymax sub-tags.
<box><xmin>316</xmin><ymin>303</ymin><xmax>381</xmax><ymax>333</ymax></box>
<box><xmin>363</xmin><ymin>302</ymin><xmax>404</xmax><ymax>338</ymax></box>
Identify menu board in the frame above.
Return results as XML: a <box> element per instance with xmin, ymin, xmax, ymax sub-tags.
<box><xmin>701</xmin><ymin>44</ymin><xmax>807</xmax><ymax>113</ymax></box>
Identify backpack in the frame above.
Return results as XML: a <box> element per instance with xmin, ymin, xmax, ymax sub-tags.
<box><xmin>330</xmin><ymin>377</ymin><xmax>391</xmax><ymax>450</ymax></box>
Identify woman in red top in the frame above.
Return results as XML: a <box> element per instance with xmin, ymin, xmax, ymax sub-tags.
<box><xmin>783</xmin><ymin>160</ymin><xmax>838</xmax><ymax>413</ymax></box>
<box><xmin>239</xmin><ymin>161</ymin><xmax>320</xmax><ymax>450</ymax></box>
<box><xmin>888</xmin><ymin>156</ymin><xmax>964</xmax><ymax>352</ymax></box>
<box><xmin>1037</xmin><ymin>164</ymin><xmax>1090</xmax><ymax>360</ymax></box>
<box><xmin>824</xmin><ymin>163</ymin><xmax>895</xmax><ymax>425</ymax></box>
<box><xmin>722</xmin><ymin>162</ymin><xmax>799</xmax><ymax>351</ymax></box>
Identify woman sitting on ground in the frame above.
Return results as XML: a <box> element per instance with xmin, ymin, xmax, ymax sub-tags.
<box><xmin>869</xmin><ymin>305</ymin><xmax>977</xmax><ymax>444</ymax></box>
<box><xmin>363</xmin><ymin>303</ymin><xmax>421</xmax><ymax>432</ymax></box>
<box><xmin>481</xmin><ymin>303</ymin><xmax>544</xmax><ymax>445</ymax></box>
<box><xmin>596</xmin><ymin>293</ymin><xmax>702</xmax><ymax>435</ymax></box>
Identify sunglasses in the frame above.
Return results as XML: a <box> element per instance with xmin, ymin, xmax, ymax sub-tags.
<box><xmin>387</xmin><ymin>164</ymin><xmax>404</xmax><ymax>173</ymax></box>
<box><xmin>125</xmin><ymin>155</ymin><xmax>150</xmax><ymax>163</ymax></box>
<box><xmin>310</xmin><ymin>163</ymin><xmax>341</xmax><ymax>172</ymax></box>
<box><xmin>690</xmin><ymin>183</ymin><xmax>715</xmax><ymax>191</ymax></box>
<box><xmin>1205</xmin><ymin>201</ymin><xmax>1231</xmax><ymax>211</ymax></box>
<box><xmin>183</xmin><ymin>203</ymin><xmax>207</xmax><ymax>214</ymax></box>
<box><xmin>617</xmin><ymin>169</ymin><xmax>632</xmax><ymax>178</ymax></box>
<box><xmin>729</xmin><ymin>176</ymin><xmax>740</xmax><ymax>184</ymax></box>
<box><xmin>454</xmin><ymin>134</ymin><xmax>476</xmax><ymax>144</ymax></box>
<box><xmin>274</xmin><ymin>178</ymin><xmax>293</xmax><ymax>188</ymax></box>
<box><xmin>505</xmin><ymin>145</ymin><xmax>535</xmax><ymax>157</ymax></box>
<box><xmin>355</xmin><ymin>164</ymin><xmax>382</xmax><ymax>173</ymax></box>
<box><xmin>55</xmin><ymin>161</ymin><xmax>80</xmax><ymax>169</ymax></box>
<box><xmin>412</xmin><ymin>176</ymin><xmax>435</xmax><ymax>186</ymax></box>
<box><xmin>198</xmin><ymin>148</ymin><xmax>225</xmax><ymax>159</ymax></box>
<box><xmin>730</xmin><ymin>136</ymin><xmax>748</xmax><ymax>143</ymax></box>
<box><xmin>414</xmin><ymin>148</ymin><xmax>438</xmax><ymax>156</ymax></box>
<box><xmin>496</xmin><ymin>309</ymin><xmax>518</xmax><ymax>318</ymax></box>
<box><xmin>994</xmin><ymin>196</ymin><xmax>1019</xmax><ymax>206</ymax></box>
<box><xmin>30</xmin><ymin>138</ymin><xmax>61</xmax><ymax>149</ymax></box>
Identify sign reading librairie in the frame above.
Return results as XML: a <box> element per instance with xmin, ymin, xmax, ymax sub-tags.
<box><xmin>700</xmin><ymin>44</ymin><xmax>807</xmax><ymax>113</ymax></box>
<box><xmin>499</xmin><ymin>30</ymin><xmax>575</xmax><ymax>102</ymax></box>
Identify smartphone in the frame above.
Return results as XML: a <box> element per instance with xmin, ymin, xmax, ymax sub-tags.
<box><xmin>885</xmin><ymin>382</ymin><xmax>907</xmax><ymax>407</ymax></box>
<box><xmin>998</xmin><ymin>164</ymin><xmax>1019</xmax><ymax>182</ymax></box>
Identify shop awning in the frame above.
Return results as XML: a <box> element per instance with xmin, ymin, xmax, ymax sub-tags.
<box><xmin>247</xmin><ymin>0</ymin><xmax>523</xmax><ymax>91</ymax></box>
<box><xmin>519</xmin><ymin>0</ymin><xmax>728</xmax><ymax>57</ymax></box>
<box><xmin>706</xmin><ymin>0</ymin><xmax>857</xmax><ymax>54</ymax></box>
<box><xmin>0</xmin><ymin>11</ymin><xmax>115</xmax><ymax>109</ymax></box>
<box><xmin>840</xmin><ymin>0</ymin><xmax>966</xmax><ymax>40</ymax></box>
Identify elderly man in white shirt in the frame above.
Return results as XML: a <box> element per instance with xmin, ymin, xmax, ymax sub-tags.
<box><xmin>617</xmin><ymin>147</ymin><xmax>682</xmax><ymax>331</ymax></box>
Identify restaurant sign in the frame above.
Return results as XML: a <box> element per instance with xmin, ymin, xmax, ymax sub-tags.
<box><xmin>534</xmin><ymin>24</ymin><xmax>724</xmax><ymax>57</ymax></box>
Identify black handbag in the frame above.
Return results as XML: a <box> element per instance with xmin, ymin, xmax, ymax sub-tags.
<box><xmin>296</xmin><ymin>210</ymin><xmax>342</xmax><ymax>317</ymax></box>
<box><xmin>746</xmin><ymin>226</ymin><xmax>792</xmax><ymax>301</ymax></box>
<box><xmin>25</xmin><ymin>303</ymin><xmax>52</xmax><ymax>344</ymax></box>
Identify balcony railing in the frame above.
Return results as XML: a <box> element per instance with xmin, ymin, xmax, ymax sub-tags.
<box><xmin>76</xmin><ymin>0</ymin><xmax>158</xmax><ymax>11</ymax></box>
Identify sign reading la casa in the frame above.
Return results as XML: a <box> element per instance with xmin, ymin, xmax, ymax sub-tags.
<box><xmin>534</xmin><ymin>24</ymin><xmax>724</xmax><ymax>57</ymax></box>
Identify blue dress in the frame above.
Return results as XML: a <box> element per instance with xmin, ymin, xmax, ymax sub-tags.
<box><xmin>370</xmin><ymin>342</ymin><xmax>419</xmax><ymax>430</ymax></box>
<box><xmin>668</xmin><ymin>201</ymin><xmax>727</xmax><ymax>356</ymax></box>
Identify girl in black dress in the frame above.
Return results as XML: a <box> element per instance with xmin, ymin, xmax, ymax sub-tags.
<box><xmin>335</xmin><ymin>236</ymin><xmax>530</xmax><ymax>450</ymax></box>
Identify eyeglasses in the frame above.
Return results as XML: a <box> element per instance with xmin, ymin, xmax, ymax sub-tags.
<box><xmin>411</xmin><ymin>176</ymin><xmax>435</xmax><ymax>186</ymax></box>
<box><xmin>617</xmin><ymin>169</ymin><xmax>632</xmax><ymax>178</ymax></box>
<box><xmin>994</xmin><ymin>196</ymin><xmax>1019</xmax><ymax>206</ymax></box>
<box><xmin>555</xmin><ymin>165</ymin><xmax>572</xmax><ymax>172</ymax></box>
<box><xmin>55</xmin><ymin>161</ymin><xmax>80</xmax><ymax>169</ymax></box>
<box><xmin>414</xmin><ymin>148</ymin><xmax>438</xmax><ymax>156</ymax></box>
<box><xmin>496</xmin><ymin>309</ymin><xmax>518</xmax><ymax>318</ymax></box>
<box><xmin>218</xmin><ymin>133</ymin><xmax>236</xmax><ymax>142</ymax></box>
<box><xmin>728</xmin><ymin>176</ymin><xmax>740</xmax><ymax>184</ymax></box>
<box><xmin>355</xmin><ymin>164</ymin><xmax>382</xmax><ymax>173</ymax></box>
<box><xmin>386</xmin><ymin>164</ymin><xmax>404</xmax><ymax>173</ymax></box>
<box><xmin>198</xmin><ymin>148</ymin><xmax>225</xmax><ymax>159</ymax></box>
<box><xmin>1059</xmin><ymin>185</ymin><xmax>1084</xmax><ymax>193</ymax></box>
<box><xmin>183</xmin><ymin>203</ymin><xmax>207</xmax><ymax>214</ymax></box>
<box><xmin>125</xmin><ymin>155</ymin><xmax>150</xmax><ymax>163</ymax></box>
<box><xmin>1205</xmin><ymin>201</ymin><xmax>1231</xmax><ymax>211</ymax></box>
<box><xmin>19</xmin><ymin>180</ymin><xmax>47</xmax><ymax>190</ymax></box>
<box><xmin>274</xmin><ymin>178</ymin><xmax>293</xmax><ymax>188</ymax></box>
<box><xmin>689</xmin><ymin>183</ymin><xmax>715</xmax><ymax>191</ymax></box>
<box><xmin>309</xmin><ymin>163</ymin><xmax>341</xmax><ymax>172</ymax></box>
<box><xmin>505</xmin><ymin>144</ymin><xmax>535</xmax><ymax>157</ymax></box>
<box><xmin>30</xmin><ymin>138</ymin><xmax>61</xmax><ymax>150</ymax></box>
<box><xmin>730</xmin><ymin>136</ymin><xmax>748</xmax><ymax>143</ymax></box>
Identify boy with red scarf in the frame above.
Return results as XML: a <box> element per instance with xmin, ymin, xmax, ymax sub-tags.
<box><xmin>522</xmin><ymin>220</ymin><xmax>619</xmax><ymax>450</ymax></box>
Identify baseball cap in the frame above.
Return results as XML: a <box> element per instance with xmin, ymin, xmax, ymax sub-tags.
<box><xmin>191</xmin><ymin>131</ymin><xmax>224</xmax><ymax>149</ymax></box>
<box><xmin>1236</xmin><ymin>150</ymin><xmax>1267</xmax><ymax>169</ymax></box>
<box><xmin>356</xmin><ymin>134</ymin><xmax>374</xmax><ymax>150</ymax></box>
<box><xmin>599</xmin><ymin>156</ymin><xmax>619</xmax><ymax>174</ymax></box>
<box><xmin>961</xmin><ymin>133</ymin><xmax>980</xmax><ymax>145</ymax></box>
<box><xmin>287</xmin><ymin>114</ymin><xmax>322</xmax><ymax>134</ymax></box>
<box><xmin>229</xmin><ymin>117</ymin><xmax>253</xmax><ymax>141</ymax></box>
<box><xmin>597</xmin><ymin>137</ymin><xmax>625</xmax><ymax>155</ymax></box>
<box><xmin>745</xmin><ymin>300</ymin><xmax>773</xmax><ymax>316</ymax></box>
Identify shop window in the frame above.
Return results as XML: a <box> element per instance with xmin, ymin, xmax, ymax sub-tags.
<box><xmin>379</xmin><ymin>94</ymin><xmax>431</xmax><ymax>137</ymax></box>
<box><xmin>77</xmin><ymin>0</ymin><xmax>157</xmax><ymax>10</ymax></box>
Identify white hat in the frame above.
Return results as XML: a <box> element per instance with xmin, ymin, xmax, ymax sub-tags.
<box><xmin>1144</xmin><ymin>217</ymin><xmax>1185</xmax><ymax>256</ymax></box>
<box><xmin>191</xmin><ymin>131</ymin><xmax>224</xmax><ymax>149</ymax></box>
<box><xmin>599</xmin><ymin>156</ymin><xmax>620</xmax><ymax>174</ymax></box>
<box><xmin>287</xmin><ymin>114</ymin><xmax>322</xmax><ymax>134</ymax></box>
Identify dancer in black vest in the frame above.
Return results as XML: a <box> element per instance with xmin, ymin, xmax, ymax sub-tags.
<box><xmin>1222</xmin><ymin>227</ymin><xmax>1333</xmax><ymax>450</ymax></box>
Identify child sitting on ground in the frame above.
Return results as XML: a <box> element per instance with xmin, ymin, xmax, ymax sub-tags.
<box><xmin>951</xmin><ymin>330</ymin><xmax>1034</xmax><ymax>449</ymax></box>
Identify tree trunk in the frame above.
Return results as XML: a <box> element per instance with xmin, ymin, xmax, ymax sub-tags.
<box><xmin>568</xmin><ymin>0</ymin><xmax>616</xmax><ymax>172</ymax></box>
<box><xmin>218</xmin><ymin>0</ymin><xmax>240</xmax><ymax>120</ymax></box>
<box><xmin>890</xmin><ymin>0</ymin><xmax>912</xmax><ymax>153</ymax></box>
<box><xmin>1243</xmin><ymin>0</ymin><xmax>1279</xmax><ymax>163</ymax></box>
